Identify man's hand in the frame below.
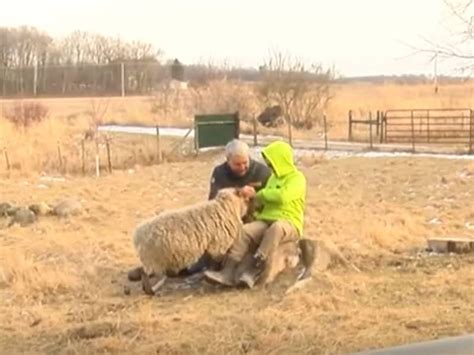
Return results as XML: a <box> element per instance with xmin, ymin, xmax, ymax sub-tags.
<box><xmin>240</xmin><ymin>185</ymin><xmax>256</xmax><ymax>199</ymax></box>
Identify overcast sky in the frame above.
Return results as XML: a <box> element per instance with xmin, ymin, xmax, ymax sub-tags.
<box><xmin>0</xmin><ymin>0</ymin><xmax>465</xmax><ymax>76</ymax></box>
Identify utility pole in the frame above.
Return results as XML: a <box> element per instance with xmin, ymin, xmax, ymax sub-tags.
<box><xmin>434</xmin><ymin>51</ymin><xmax>439</xmax><ymax>94</ymax></box>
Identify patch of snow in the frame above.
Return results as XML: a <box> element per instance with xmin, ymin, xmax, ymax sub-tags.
<box><xmin>39</xmin><ymin>176</ymin><xmax>66</xmax><ymax>182</ymax></box>
<box><xmin>98</xmin><ymin>125</ymin><xmax>474</xmax><ymax>161</ymax></box>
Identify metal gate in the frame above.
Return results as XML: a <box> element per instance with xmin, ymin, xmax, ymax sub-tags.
<box><xmin>382</xmin><ymin>108</ymin><xmax>473</xmax><ymax>153</ymax></box>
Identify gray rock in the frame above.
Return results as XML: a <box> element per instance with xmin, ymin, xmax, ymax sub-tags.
<box><xmin>8</xmin><ymin>207</ymin><xmax>37</xmax><ymax>227</ymax></box>
<box><xmin>52</xmin><ymin>199</ymin><xmax>83</xmax><ymax>217</ymax></box>
<box><xmin>0</xmin><ymin>203</ymin><xmax>12</xmax><ymax>217</ymax></box>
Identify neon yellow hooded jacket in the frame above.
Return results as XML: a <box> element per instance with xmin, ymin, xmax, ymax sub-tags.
<box><xmin>254</xmin><ymin>141</ymin><xmax>306</xmax><ymax>236</ymax></box>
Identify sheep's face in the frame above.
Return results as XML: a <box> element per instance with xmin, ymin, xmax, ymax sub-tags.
<box><xmin>276</xmin><ymin>242</ymin><xmax>301</xmax><ymax>269</ymax></box>
<box><xmin>216</xmin><ymin>187</ymin><xmax>251</xmax><ymax>218</ymax></box>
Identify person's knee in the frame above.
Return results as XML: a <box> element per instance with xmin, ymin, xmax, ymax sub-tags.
<box><xmin>243</xmin><ymin>221</ymin><xmax>267</xmax><ymax>234</ymax></box>
<box><xmin>269</xmin><ymin>220</ymin><xmax>298</xmax><ymax>240</ymax></box>
<box><xmin>267</xmin><ymin>221</ymin><xmax>287</xmax><ymax>238</ymax></box>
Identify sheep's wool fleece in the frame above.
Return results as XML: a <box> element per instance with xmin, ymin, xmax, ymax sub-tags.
<box><xmin>133</xmin><ymin>188</ymin><xmax>246</xmax><ymax>274</ymax></box>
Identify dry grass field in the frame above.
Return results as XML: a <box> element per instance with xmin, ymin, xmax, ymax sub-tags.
<box><xmin>0</xmin><ymin>152</ymin><xmax>473</xmax><ymax>354</ymax></box>
<box><xmin>0</xmin><ymin>82</ymin><xmax>473</xmax><ymax>354</ymax></box>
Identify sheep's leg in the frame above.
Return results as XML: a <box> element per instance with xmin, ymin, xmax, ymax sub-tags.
<box><xmin>141</xmin><ymin>269</ymin><xmax>154</xmax><ymax>295</ymax></box>
<box><xmin>141</xmin><ymin>269</ymin><xmax>167</xmax><ymax>296</ymax></box>
<box><xmin>297</xmin><ymin>239</ymin><xmax>316</xmax><ymax>280</ymax></box>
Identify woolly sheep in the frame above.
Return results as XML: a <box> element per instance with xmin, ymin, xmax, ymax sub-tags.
<box><xmin>132</xmin><ymin>187</ymin><xmax>250</xmax><ymax>295</ymax></box>
<box><xmin>259</xmin><ymin>238</ymin><xmax>317</xmax><ymax>286</ymax></box>
<box><xmin>234</xmin><ymin>238</ymin><xmax>317</xmax><ymax>288</ymax></box>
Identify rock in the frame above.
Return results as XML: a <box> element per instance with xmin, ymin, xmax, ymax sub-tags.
<box><xmin>427</xmin><ymin>237</ymin><xmax>474</xmax><ymax>254</ymax></box>
<box><xmin>257</xmin><ymin>105</ymin><xmax>284</xmax><ymax>128</ymax></box>
<box><xmin>8</xmin><ymin>207</ymin><xmax>37</xmax><ymax>227</ymax></box>
<box><xmin>123</xmin><ymin>286</ymin><xmax>131</xmax><ymax>296</ymax></box>
<box><xmin>52</xmin><ymin>199</ymin><xmax>83</xmax><ymax>217</ymax></box>
<box><xmin>29</xmin><ymin>202</ymin><xmax>53</xmax><ymax>216</ymax></box>
<box><xmin>0</xmin><ymin>203</ymin><xmax>12</xmax><ymax>217</ymax></box>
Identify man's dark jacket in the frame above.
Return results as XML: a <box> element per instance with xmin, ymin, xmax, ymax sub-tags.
<box><xmin>208</xmin><ymin>159</ymin><xmax>271</xmax><ymax>199</ymax></box>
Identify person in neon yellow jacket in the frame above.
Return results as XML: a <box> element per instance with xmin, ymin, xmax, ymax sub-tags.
<box><xmin>205</xmin><ymin>140</ymin><xmax>307</xmax><ymax>288</ymax></box>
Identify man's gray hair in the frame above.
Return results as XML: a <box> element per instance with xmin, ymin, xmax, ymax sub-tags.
<box><xmin>225</xmin><ymin>139</ymin><xmax>249</xmax><ymax>158</ymax></box>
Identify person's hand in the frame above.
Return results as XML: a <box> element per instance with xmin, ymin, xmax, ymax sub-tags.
<box><xmin>240</xmin><ymin>185</ymin><xmax>256</xmax><ymax>199</ymax></box>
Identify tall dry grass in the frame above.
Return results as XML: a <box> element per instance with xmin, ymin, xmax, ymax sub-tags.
<box><xmin>0</xmin><ymin>109</ymin><xmax>198</xmax><ymax>176</ymax></box>
<box><xmin>0</xmin><ymin>81</ymin><xmax>472</xmax><ymax>176</ymax></box>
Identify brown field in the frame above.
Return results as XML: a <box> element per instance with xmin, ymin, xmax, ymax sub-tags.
<box><xmin>0</xmin><ymin>81</ymin><xmax>473</xmax><ymax>176</ymax></box>
<box><xmin>0</xmin><ymin>149</ymin><xmax>473</xmax><ymax>354</ymax></box>
<box><xmin>0</xmin><ymin>82</ymin><xmax>473</xmax><ymax>354</ymax></box>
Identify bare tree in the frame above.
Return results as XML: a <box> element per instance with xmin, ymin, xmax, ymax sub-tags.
<box><xmin>417</xmin><ymin>0</ymin><xmax>473</xmax><ymax>73</ymax></box>
<box><xmin>258</xmin><ymin>48</ymin><xmax>335</xmax><ymax>143</ymax></box>
<box><xmin>87</xmin><ymin>98</ymin><xmax>110</xmax><ymax>128</ymax></box>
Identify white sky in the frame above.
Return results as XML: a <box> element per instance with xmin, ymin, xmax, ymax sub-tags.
<box><xmin>0</xmin><ymin>0</ymin><xmax>465</xmax><ymax>76</ymax></box>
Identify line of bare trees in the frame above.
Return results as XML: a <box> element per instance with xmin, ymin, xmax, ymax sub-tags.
<box><xmin>0</xmin><ymin>26</ymin><xmax>167</xmax><ymax>96</ymax></box>
<box><xmin>0</xmin><ymin>26</ymin><xmax>162</xmax><ymax>68</ymax></box>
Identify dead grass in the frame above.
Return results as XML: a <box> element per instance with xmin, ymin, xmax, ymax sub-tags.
<box><xmin>0</xmin><ymin>114</ymin><xmax>201</xmax><ymax>176</ymax></box>
<box><xmin>1</xmin><ymin>81</ymin><xmax>472</xmax><ymax>153</ymax></box>
<box><xmin>465</xmin><ymin>162</ymin><xmax>474</xmax><ymax>175</ymax></box>
<box><xmin>0</xmin><ymin>152</ymin><xmax>473</xmax><ymax>354</ymax></box>
<box><xmin>1</xmin><ymin>81</ymin><xmax>473</xmax><ymax>176</ymax></box>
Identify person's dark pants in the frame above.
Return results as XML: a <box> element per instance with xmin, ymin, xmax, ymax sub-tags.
<box><xmin>177</xmin><ymin>253</ymin><xmax>214</xmax><ymax>276</ymax></box>
<box><xmin>128</xmin><ymin>252</ymin><xmax>215</xmax><ymax>282</ymax></box>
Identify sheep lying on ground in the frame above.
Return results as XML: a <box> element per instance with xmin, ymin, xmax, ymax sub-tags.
<box><xmin>262</xmin><ymin>238</ymin><xmax>317</xmax><ymax>285</ymax></box>
<box><xmin>233</xmin><ymin>238</ymin><xmax>317</xmax><ymax>289</ymax></box>
<box><xmin>133</xmin><ymin>187</ymin><xmax>250</xmax><ymax>295</ymax></box>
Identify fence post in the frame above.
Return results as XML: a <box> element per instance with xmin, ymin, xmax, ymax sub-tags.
<box><xmin>95</xmin><ymin>137</ymin><xmax>100</xmax><ymax>177</ymax></box>
<box><xmin>380</xmin><ymin>112</ymin><xmax>384</xmax><ymax>143</ymax></box>
<box><xmin>376</xmin><ymin>110</ymin><xmax>380</xmax><ymax>136</ymax></box>
<box><xmin>120</xmin><ymin>62</ymin><xmax>125</xmax><ymax>97</ymax></box>
<box><xmin>194</xmin><ymin>120</ymin><xmax>199</xmax><ymax>153</ymax></box>
<box><xmin>156</xmin><ymin>126</ymin><xmax>162</xmax><ymax>163</ymax></box>
<box><xmin>348</xmin><ymin>110</ymin><xmax>353</xmax><ymax>141</ymax></box>
<box><xmin>427</xmin><ymin>110</ymin><xmax>431</xmax><ymax>143</ymax></box>
<box><xmin>57</xmin><ymin>141</ymin><xmax>63</xmax><ymax>173</ymax></box>
<box><xmin>323</xmin><ymin>114</ymin><xmax>328</xmax><ymax>151</ymax></box>
<box><xmin>369</xmin><ymin>111</ymin><xmax>373</xmax><ymax>150</ymax></box>
<box><xmin>411</xmin><ymin>110</ymin><xmax>416</xmax><ymax>153</ymax></box>
<box><xmin>469</xmin><ymin>109</ymin><xmax>473</xmax><ymax>154</ymax></box>
<box><xmin>4</xmin><ymin>147</ymin><xmax>10</xmax><ymax>171</ymax></box>
<box><xmin>81</xmin><ymin>140</ymin><xmax>86</xmax><ymax>175</ymax></box>
<box><xmin>287</xmin><ymin>116</ymin><xmax>293</xmax><ymax>147</ymax></box>
<box><xmin>33</xmin><ymin>61</ymin><xmax>38</xmax><ymax>97</ymax></box>
<box><xmin>106</xmin><ymin>136</ymin><xmax>112</xmax><ymax>173</ymax></box>
<box><xmin>252</xmin><ymin>117</ymin><xmax>258</xmax><ymax>146</ymax></box>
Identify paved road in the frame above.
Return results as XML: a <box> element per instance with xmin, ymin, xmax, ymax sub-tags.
<box><xmin>353</xmin><ymin>333</ymin><xmax>474</xmax><ymax>355</ymax></box>
<box><xmin>98</xmin><ymin>124</ymin><xmax>473</xmax><ymax>157</ymax></box>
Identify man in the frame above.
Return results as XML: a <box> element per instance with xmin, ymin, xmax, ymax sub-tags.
<box><xmin>182</xmin><ymin>138</ymin><xmax>271</xmax><ymax>274</ymax></box>
<box><xmin>127</xmin><ymin>139</ymin><xmax>271</xmax><ymax>281</ymax></box>
<box><xmin>204</xmin><ymin>140</ymin><xmax>307</xmax><ymax>288</ymax></box>
<box><xmin>208</xmin><ymin>139</ymin><xmax>271</xmax><ymax>201</ymax></box>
